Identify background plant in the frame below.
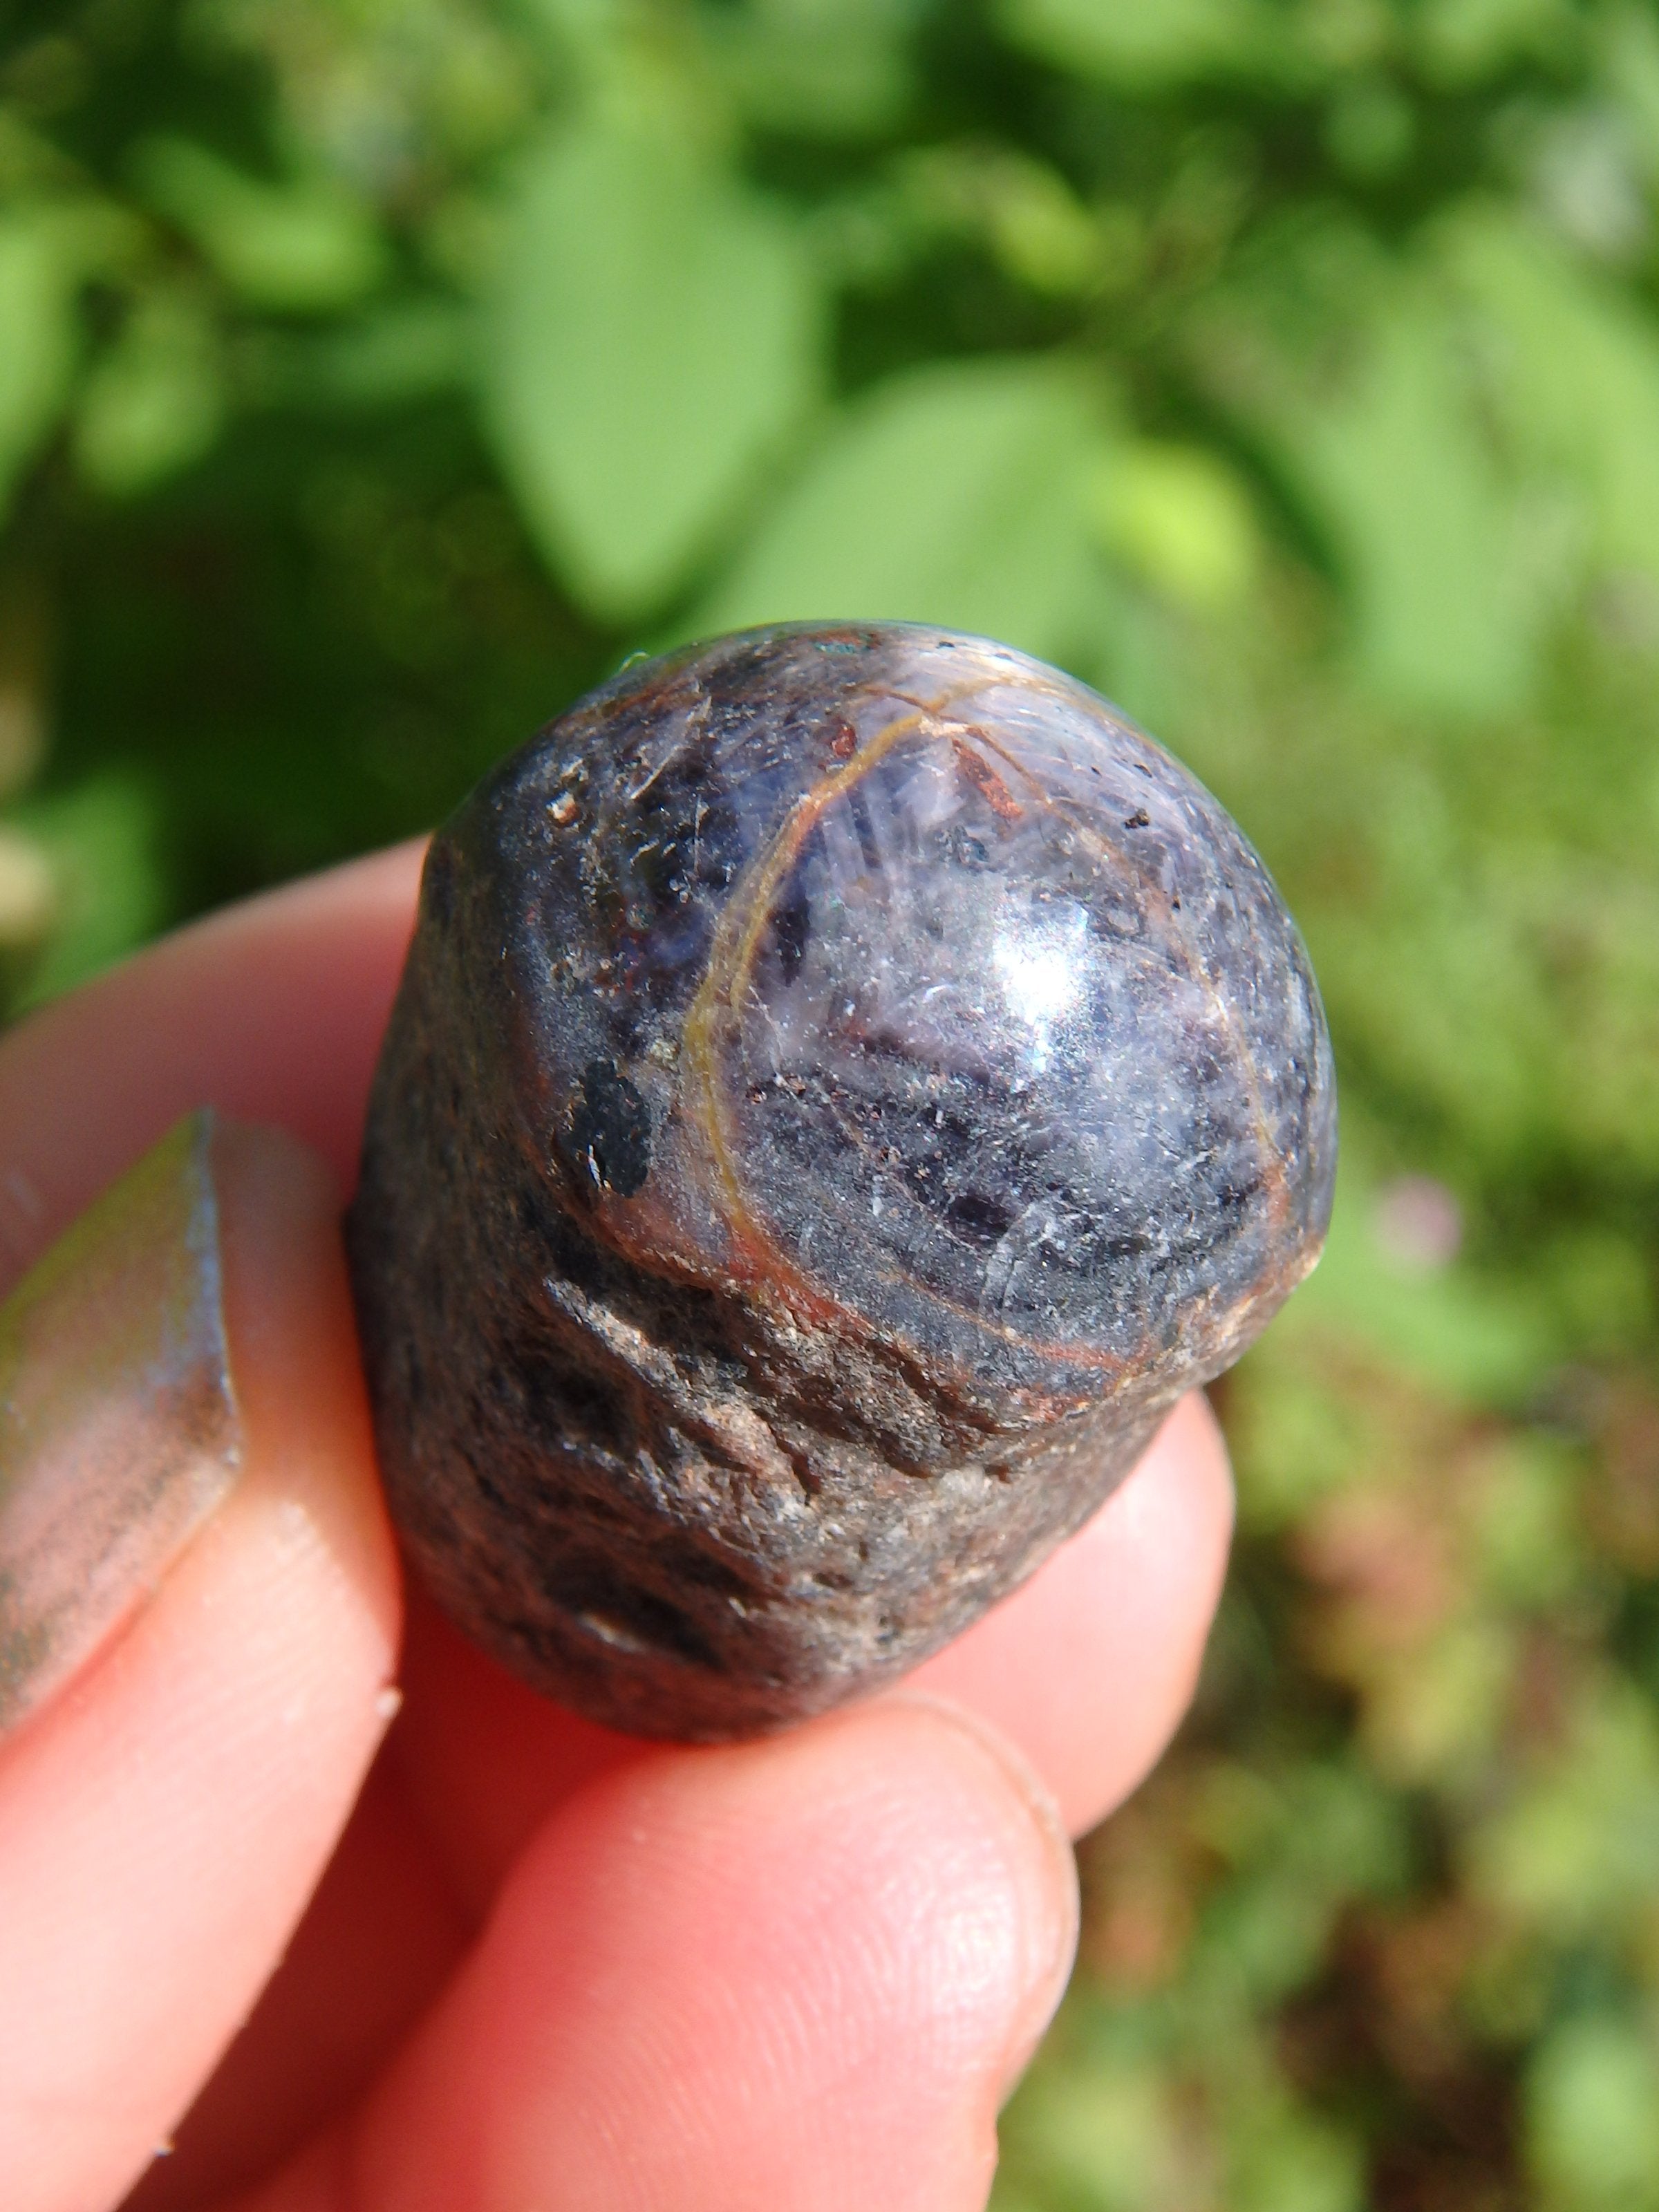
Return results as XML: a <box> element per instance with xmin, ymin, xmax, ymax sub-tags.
<box><xmin>5</xmin><ymin>0</ymin><xmax>1659</xmax><ymax>2203</ymax></box>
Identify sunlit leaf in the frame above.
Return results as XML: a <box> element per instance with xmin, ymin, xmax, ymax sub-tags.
<box><xmin>0</xmin><ymin>211</ymin><xmax>82</xmax><ymax>521</ymax></box>
<box><xmin>1091</xmin><ymin>441</ymin><xmax>1261</xmax><ymax>610</ymax></box>
<box><xmin>997</xmin><ymin>2054</ymin><xmax>1181</xmax><ymax>2212</ymax></box>
<box><xmin>137</xmin><ymin>139</ymin><xmax>388</xmax><ymax>313</ymax></box>
<box><xmin>687</xmin><ymin>355</ymin><xmax>1112</xmax><ymax>664</ymax></box>
<box><xmin>881</xmin><ymin>144</ymin><xmax>1106</xmax><ymax>297</ymax></box>
<box><xmin>1323</xmin><ymin>79</ymin><xmax>1417</xmax><ymax>180</ymax></box>
<box><xmin>325</xmin><ymin>301</ymin><xmax>472</xmax><ymax>406</ymax></box>
<box><xmin>1308</xmin><ymin>794</ymin><xmax>1659</xmax><ymax>1180</ymax></box>
<box><xmin>708</xmin><ymin>0</ymin><xmax>924</xmax><ymax>138</ymax></box>
<box><xmin>259</xmin><ymin>301</ymin><xmax>474</xmax><ymax>411</ymax></box>
<box><xmin>998</xmin><ymin>0</ymin><xmax>1309</xmax><ymax>88</ymax></box>
<box><xmin>1445</xmin><ymin>207</ymin><xmax>1659</xmax><ymax>587</ymax></box>
<box><xmin>1227</xmin><ymin>2097</ymin><xmax>1363</xmax><ymax>2212</ymax></box>
<box><xmin>1599</xmin><ymin>3</ymin><xmax>1659</xmax><ymax>187</ymax></box>
<box><xmin>1470</xmin><ymin>1678</ymin><xmax>1659</xmax><ymax>1936</ymax></box>
<box><xmin>1414</xmin><ymin>0</ymin><xmax>1582</xmax><ymax>86</ymax></box>
<box><xmin>73</xmin><ymin>290</ymin><xmax>225</xmax><ymax>496</ymax></box>
<box><xmin>482</xmin><ymin>119</ymin><xmax>822</xmax><ymax>621</ymax></box>
<box><xmin>1302</xmin><ymin>293</ymin><xmax>1544</xmax><ymax>712</ymax></box>
<box><xmin>12</xmin><ymin>775</ymin><xmax>164</xmax><ymax>1006</ymax></box>
<box><xmin>1196</xmin><ymin>243</ymin><xmax>1544</xmax><ymax>713</ymax></box>
<box><xmin>1527</xmin><ymin>2016</ymin><xmax>1659</xmax><ymax>2209</ymax></box>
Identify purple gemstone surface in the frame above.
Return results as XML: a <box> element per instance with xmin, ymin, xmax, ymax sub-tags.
<box><xmin>348</xmin><ymin>624</ymin><xmax>1336</xmax><ymax>1738</ymax></box>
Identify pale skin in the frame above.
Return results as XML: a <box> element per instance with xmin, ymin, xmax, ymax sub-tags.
<box><xmin>0</xmin><ymin>843</ymin><xmax>1234</xmax><ymax>2212</ymax></box>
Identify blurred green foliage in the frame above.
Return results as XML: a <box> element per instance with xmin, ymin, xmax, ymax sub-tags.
<box><xmin>3</xmin><ymin>0</ymin><xmax>1659</xmax><ymax>2202</ymax></box>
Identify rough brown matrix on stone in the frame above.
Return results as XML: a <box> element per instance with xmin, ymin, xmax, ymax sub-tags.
<box><xmin>347</xmin><ymin>623</ymin><xmax>1337</xmax><ymax>1740</ymax></box>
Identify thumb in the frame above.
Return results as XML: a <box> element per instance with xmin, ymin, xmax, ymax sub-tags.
<box><xmin>260</xmin><ymin>1698</ymin><xmax>1077</xmax><ymax>2212</ymax></box>
<box><xmin>0</xmin><ymin>1114</ymin><xmax>400</xmax><ymax>2212</ymax></box>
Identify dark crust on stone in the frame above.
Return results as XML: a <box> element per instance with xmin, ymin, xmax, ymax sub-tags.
<box><xmin>347</xmin><ymin>622</ymin><xmax>1337</xmax><ymax>1740</ymax></box>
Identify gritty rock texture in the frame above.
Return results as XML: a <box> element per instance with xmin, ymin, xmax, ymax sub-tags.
<box><xmin>348</xmin><ymin>623</ymin><xmax>1337</xmax><ymax>1739</ymax></box>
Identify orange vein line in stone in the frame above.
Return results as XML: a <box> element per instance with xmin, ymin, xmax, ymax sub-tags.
<box><xmin>678</xmin><ymin>709</ymin><xmax>1138</xmax><ymax>1379</ymax></box>
<box><xmin>679</xmin><ymin>711</ymin><xmax>928</xmax><ymax>1324</ymax></box>
<box><xmin>949</xmin><ymin>737</ymin><xmax>1024</xmax><ymax>822</ymax></box>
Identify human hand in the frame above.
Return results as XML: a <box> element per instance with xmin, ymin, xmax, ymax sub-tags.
<box><xmin>0</xmin><ymin>844</ymin><xmax>1233</xmax><ymax>2212</ymax></box>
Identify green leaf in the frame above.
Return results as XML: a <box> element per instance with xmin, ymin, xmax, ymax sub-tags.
<box><xmin>12</xmin><ymin>776</ymin><xmax>164</xmax><ymax>1006</ymax></box>
<box><xmin>1599</xmin><ymin>4</ymin><xmax>1659</xmax><ymax>186</ymax></box>
<box><xmin>1472</xmin><ymin>1678</ymin><xmax>1659</xmax><ymax>1938</ymax></box>
<box><xmin>1300</xmin><ymin>287</ymin><xmax>1541</xmax><ymax>713</ymax></box>
<box><xmin>301</xmin><ymin>301</ymin><xmax>472</xmax><ymax>409</ymax></box>
<box><xmin>709</xmin><ymin>0</ymin><xmax>923</xmax><ymax>139</ymax></box>
<box><xmin>1528</xmin><ymin>2016</ymin><xmax>1659</xmax><ymax>2209</ymax></box>
<box><xmin>482</xmin><ymin>121</ymin><xmax>822</xmax><ymax>621</ymax></box>
<box><xmin>686</xmin><ymin>355</ymin><xmax>1112</xmax><ymax>664</ymax></box>
<box><xmin>1194</xmin><ymin>1761</ymin><xmax>1409</xmax><ymax>2004</ymax></box>
<box><xmin>997</xmin><ymin>0</ymin><xmax>1309</xmax><ymax>90</ymax></box>
<box><xmin>248</xmin><ymin>301</ymin><xmax>474</xmax><ymax>413</ymax></box>
<box><xmin>882</xmin><ymin>144</ymin><xmax>1106</xmax><ymax>298</ymax></box>
<box><xmin>998</xmin><ymin>2054</ymin><xmax>1181</xmax><ymax>2212</ymax></box>
<box><xmin>137</xmin><ymin>140</ymin><xmax>388</xmax><ymax>313</ymax></box>
<box><xmin>1414</xmin><ymin>0</ymin><xmax>1580</xmax><ymax>86</ymax></box>
<box><xmin>0</xmin><ymin>211</ymin><xmax>82</xmax><ymax>522</ymax></box>
<box><xmin>1444</xmin><ymin>207</ymin><xmax>1659</xmax><ymax>588</ymax></box>
<box><xmin>73</xmin><ymin>290</ymin><xmax>225</xmax><ymax>497</ymax></box>
<box><xmin>1090</xmin><ymin>440</ymin><xmax>1262</xmax><ymax>610</ymax></box>
<box><xmin>1197</xmin><ymin>243</ymin><xmax>1543</xmax><ymax>714</ymax></box>
<box><xmin>1228</xmin><ymin>2100</ymin><xmax>1364</xmax><ymax>2212</ymax></box>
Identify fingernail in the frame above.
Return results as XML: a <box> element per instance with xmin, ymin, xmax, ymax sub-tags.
<box><xmin>885</xmin><ymin>1691</ymin><xmax>1080</xmax><ymax>2095</ymax></box>
<box><xmin>0</xmin><ymin>1110</ymin><xmax>242</xmax><ymax>1734</ymax></box>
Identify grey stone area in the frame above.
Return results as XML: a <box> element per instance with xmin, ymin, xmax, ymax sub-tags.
<box><xmin>348</xmin><ymin>623</ymin><xmax>1337</xmax><ymax>1739</ymax></box>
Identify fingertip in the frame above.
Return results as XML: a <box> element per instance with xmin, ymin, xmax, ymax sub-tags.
<box><xmin>876</xmin><ymin>1692</ymin><xmax>1080</xmax><ymax>2094</ymax></box>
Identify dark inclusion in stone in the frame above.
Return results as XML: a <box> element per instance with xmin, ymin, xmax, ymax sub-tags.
<box><xmin>348</xmin><ymin>623</ymin><xmax>1337</xmax><ymax>1741</ymax></box>
<box><xmin>567</xmin><ymin>1060</ymin><xmax>652</xmax><ymax>1199</ymax></box>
